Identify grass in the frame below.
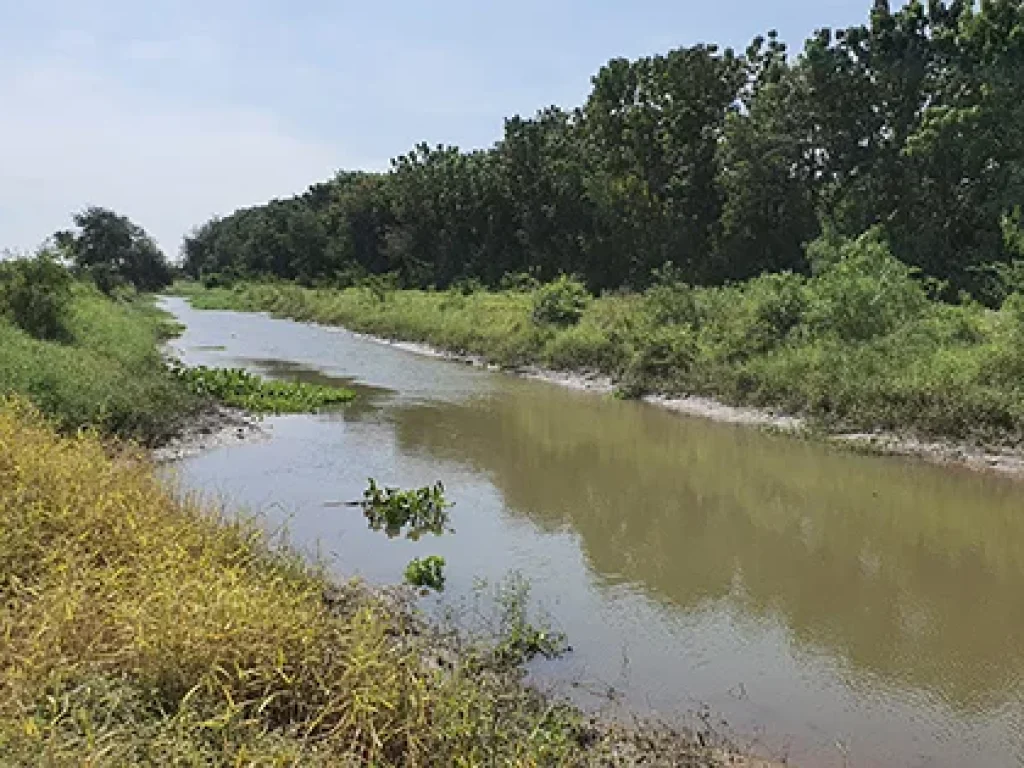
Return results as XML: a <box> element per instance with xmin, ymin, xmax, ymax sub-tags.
<box><xmin>0</xmin><ymin>399</ymin><xmax>597</xmax><ymax>766</ymax></box>
<box><xmin>0</xmin><ymin>279</ymin><xmax>358</xmax><ymax>442</ymax></box>
<box><xmin>174</xmin><ymin>231</ymin><xmax>1024</xmax><ymax>444</ymax></box>
<box><xmin>0</xmin><ymin>285</ymin><xmax>201</xmax><ymax>444</ymax></box>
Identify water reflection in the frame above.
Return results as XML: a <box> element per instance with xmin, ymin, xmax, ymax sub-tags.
<box><xmin>391</xmin><ymin>386</ymin><xmax>1024</xmax><ymax>713</ymax></box>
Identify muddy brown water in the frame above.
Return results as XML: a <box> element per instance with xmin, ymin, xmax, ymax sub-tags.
<box><xmin>160</xmin><ymin>297</ymin><xmax>1024</xmax><ymax>767</ymax></box>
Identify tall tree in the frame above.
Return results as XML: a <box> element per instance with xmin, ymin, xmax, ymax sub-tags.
<box><xmin>715</xmin><ymin>32</ymin><xmax>819</xmax><ymax>279</ymax></box>
<box><xmin>56</xmin><ymin>207</ymin><xmax>171</xmax><ymax>292</ymax></box>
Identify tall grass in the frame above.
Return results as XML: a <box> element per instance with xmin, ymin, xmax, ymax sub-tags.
<box><xmin>0</xmin><ymin>286</ymin><xmax>199</xmax><ymax>443</ymax></box>
<box><xmin>176</xmin><ymin>231</ymin><xmax>1024</xmax><ymax>442</ymax></box>
<box><xmin>0</xmin><ymin>400</ymin><xmax>597</xmax><ymax>766</ymax></box>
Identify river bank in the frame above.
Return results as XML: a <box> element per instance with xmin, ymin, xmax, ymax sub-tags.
<box><xmin>0</xmin><ymin>282</ymin><xmax>777</xmax><ymax>764</ymax></box>
<box><xmin>0</xmin><ymin>398</ymin><xmax>776</xmax><ymax>766</ymax></box>
<box><xmin>175</xmin><ymin>281</ymin><xmax>1024</xmax><ymax>478</ymax></box>
<box><xmin>363</xmin><ymin>330</ymin><xmax>1024</xmax><ymax>477</ymax></box>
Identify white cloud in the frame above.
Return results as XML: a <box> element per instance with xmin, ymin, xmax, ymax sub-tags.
<box><xmin>0</xmin><ymin>56</ymin><xmax>343</xmax><ymax>260</ymax></box>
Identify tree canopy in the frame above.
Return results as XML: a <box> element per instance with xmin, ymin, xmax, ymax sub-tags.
<box><xmin>182</xmin><ymin>1</ymin><xmax>1024</xmax><ymax>302</ymax></box>
<box><xmin>58</xmin><ymin>207</ymin><xmax>172</xmax><ymax>293</ymax></box>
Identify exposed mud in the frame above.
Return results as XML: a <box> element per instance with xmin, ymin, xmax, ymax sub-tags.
<box><xmin>151</xmin><ymin>405</ymin><xmax>266</xmax><ymax>463</ymax></box>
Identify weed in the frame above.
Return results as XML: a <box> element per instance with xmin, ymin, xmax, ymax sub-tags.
<box><xmin>0</xmin><ymin>285</ymin><xmax>200</xmax><ymax>443</ymax></box>
<box><xmin>175</xmin><ymin>254</ymin><xmax>1024</xmax><ymax>443</ymax></box>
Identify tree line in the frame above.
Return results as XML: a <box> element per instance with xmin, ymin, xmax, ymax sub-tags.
<box><xmin>182</xmin><ymin>1</ymin><xmax>1024</xmax><ymax>301</ymax></box>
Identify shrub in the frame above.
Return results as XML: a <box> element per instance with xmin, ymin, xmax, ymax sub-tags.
<box><xmin>543</xmin><ymin>322</ymin><xmax>621</xmax><ymax>371</ymax></box>
<box><xmin>532</xmin><ymin>275</ymin><xmax>590</xmax><ymax>327</ymax></box>
<box><xmin>978</xmin><ymin>293</ymin><xmax>1024</xmax><ymax>386</ymax></box>
<box><xmin>738</xmin><ymin>272</ymin><xmax>808</xmax><ymax>350</ymax></box>
<box><xmin>0</xmin><ymin>252</ymin><xmax>74</xmax><ymax>341</ymax></box>
<box><xmin>623</xmin><ymin>325</ymin><xmax>698</xmax><ymax>394</ymax></box>
<box><xmin>449</xmin><ymin>276</ymin><xmax>486</xmax><ymax>296</ymax></box>
<box><xmin>804</xmin><ymin>229</ymin><xmax>927</xmax><ymax>342</ymax></box>
<box><xmin>699</xmin><ymin>273</ymin><xmax>808</xmax><ymax>363</ymax></box>
<box><xmin>643</xmin><ymin>281</ymin><xmax>700</xmax><ymax>327</ymax></box>
<box><xmin>499</xmin><ymin>271</ymin><xmax>541</xmax><ymax>293</ymax></box>
<box><xmin>200</xmin><ymin>271</ymin><xmax>238</xmax><ymax>289</ymax></box>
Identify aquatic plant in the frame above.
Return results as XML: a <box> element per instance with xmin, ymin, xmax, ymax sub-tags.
<box><xmin>360</xmin><ymin>479</ymin><xmax>452</xmax><ymax>540</ymax></box>
<box><xmin>404</xmin><ymin>555</ymin><xmax>446</xmax><ymax>591</ymax></box>
<box><xmin>173</xmin><ymin>364</ymin><xmax>355</xmax><ymax>413</ymax></box>
<box><xmin>489</xmin><ymin>574</ymin><xmax>569</xmax><ymax>666</ymax></box>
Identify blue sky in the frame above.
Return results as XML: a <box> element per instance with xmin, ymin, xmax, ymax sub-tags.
<box><xmin>0</xmin><ymin>0</ymin><xmax>871</xmax><ymax>258</ymax></box>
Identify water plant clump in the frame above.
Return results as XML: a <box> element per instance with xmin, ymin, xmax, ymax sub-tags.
<box><xmin>360</xmin><ymin>479</ymin><xmax>453</xmax><ymax>540</ymax></box>
<box><xmin>173</xmin><ymin>364</ymin><xmax>355</xmax><ymax>413</ymax></box>
<box><xmin>404</xmin><ymin>555</ymin><xmax>447</xmax><ymax>591</ymax></box>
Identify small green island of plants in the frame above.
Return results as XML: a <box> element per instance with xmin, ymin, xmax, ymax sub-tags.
<box><xmin>173</xmin><ymin>364</ymin><xmax>355</xmax><ymax>414</ymax></box>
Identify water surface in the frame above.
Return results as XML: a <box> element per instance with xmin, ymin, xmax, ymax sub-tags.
<box><xmin>161</xmin><ymin>296</ymin><xmax>1024</xmax><ymax>767</ymax></box>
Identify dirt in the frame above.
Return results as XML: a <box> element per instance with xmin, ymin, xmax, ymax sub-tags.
<box><xmin>151</xmin><ymin>405</ymin><xmax>266</xmax><ymax>463</ymax></box>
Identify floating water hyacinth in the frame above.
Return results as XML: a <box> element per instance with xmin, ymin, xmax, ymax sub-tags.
<box><xmin>359</xmin><ymin>479</ymin><xmax>453</xmax><ymax>540</ymax></box>
<box><xmin>172</xmin><ymin>364</ymin><xmax>355</xmax><ymax>413</ymax></box>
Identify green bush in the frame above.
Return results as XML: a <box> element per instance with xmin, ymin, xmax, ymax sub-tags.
<box><xmin>624</xmin><ymin>325</ymin><xmax>698</xmax><ymax>394</ymax></box>
<box><xmin>643</xmin><ymin>281</ymin><xmax>701</xmax><ymax>327</ymax></box>
<box><xmin>531</xmin><ymin>275</ymin><xmax>590</xmax><ymax>327</ymax></box>
<box><xmin>0</xmin><ymin>252</ymin><xmax>74</xmax><ymax>341</ymax></box>
<box><xmin>543</xmin><ymin>322</ymin><xmax>621</xmax><ymax>371</ymax></box>
<box><xmin>499</xmin><ymin>271</ymin><xmax>541</xmax><ymax>293</ymax></box>
<box><xmin>200</xmin><ymin>271</ymin><xmax>239</xmax><ymax>289</ymax></box>
<box><xmin>0</xmin><ymin>288</ymin><xmax>200</xmax><ymax>442</ymax></box>
<box><xmin>804</xmin><ymin>230</ymin><xmax>927</xmax><ymax>342</ymax></box>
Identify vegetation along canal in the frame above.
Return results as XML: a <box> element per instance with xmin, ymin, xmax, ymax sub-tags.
<box><xmin>162</xmin><ymin>296</ymin><xmax>1024</xmax><ymax>768</ymax></box>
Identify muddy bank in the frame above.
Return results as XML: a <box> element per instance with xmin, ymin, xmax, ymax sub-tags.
<box><xmin>347</xmin><ymin>328</ymin><xmax>1024</xmax><ymax>479</ymax></box>
<box><xmin>151</xmin><ymin>404</ymin><xmax>265</xmax><ymax>462</ymax></box>
<box><xmin>321</xmin><ymin>581</ymin><xmax>783</xmax><ymax>768</ymax></box>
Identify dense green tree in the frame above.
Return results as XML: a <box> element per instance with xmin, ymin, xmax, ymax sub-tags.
<box><xmin>179</xmin><ymin>0</ymin><xmax>1024</xmax><ymax>302</ymax></box>
<box><xmin>57</xmin><ymin>207</ymin><xmax>171</xmax><ymax>292</ymax></box>
<box><xmin>495</xmin><ymin>107</ymin><xmax>592</xmax><ymax>282</ymax></box>
<box><xmin>715</xmin><ymin>32</ymin><xmax>818</xmax><ymax>280</ymax></box>
<box><xmin>583</xmin><ymin>45</ymin><xmax>745</xmax><ymax>286</ymax></box>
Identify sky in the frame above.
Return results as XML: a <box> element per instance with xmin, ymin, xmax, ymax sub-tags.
<box><xmin>0</xmin><ymin>1</ymin><xmax>871</xmax><ymax>260</ymax></box>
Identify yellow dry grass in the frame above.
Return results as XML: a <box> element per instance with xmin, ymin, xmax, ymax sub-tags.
<box><xmin>0</xmin><ymin>399</ymin><xmax>585</xmax><ymax>766</ymax></box>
